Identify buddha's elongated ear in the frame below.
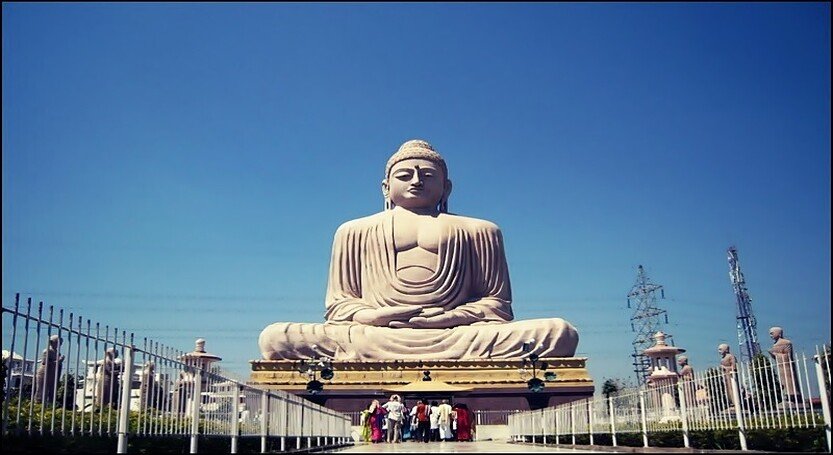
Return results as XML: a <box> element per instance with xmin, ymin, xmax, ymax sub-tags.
<box><xmin>381</xmin><ymin>179</ymin><xmax>393</xmax><ymax>210</ymax></box>
<box><xmin>440</xmin><ymin>179</ymin><xmax>452</xmax><ymax>213</ymax></box>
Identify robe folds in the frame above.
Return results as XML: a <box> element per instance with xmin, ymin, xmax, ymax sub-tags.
<box><xmin>259</xmin><ymin>211</ymin><xmax>579</xmax><ymax>360</ymax></box>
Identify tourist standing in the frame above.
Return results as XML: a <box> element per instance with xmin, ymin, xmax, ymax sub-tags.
<box><xmin>454</xmin><ymin>403</ymin><xmax>475</xmax><ymax>441</ymax></box>
<box><xmin>437</xmin><ymin>399</ymin><xmax>454</xmax><ymax>441</ymax></box>
<box><xmin>415</xmin><ymin>399</ymin><xmax>431</xmax><ymax>442</ymax></box>
<box><xmin>399</xmin><ymin>399</ymin><xmax>414</xmax><ymax>442</ymax></box>
<box><xmin>408</xmin><ymin>402</ymin><xmax>419</xmax><ymax>441</ymax></box>
<box><xmin>429</xmin><ymin>401</ymin><xmax>441</xmax><ymax>441</ymax></box>
<box><xmin>359</xmin><ymin>405</ymin><xmax>372</xmax><ymax>442</ymax></box>
<box><xmin>368</xmin><ymin>400</ymin><xmax>386</xmax><ymax>443</ymax></box>
<box><xmin>383</xmin><ymin>394</ymin><xmax>405</xmax><ymax>443</ymax></box>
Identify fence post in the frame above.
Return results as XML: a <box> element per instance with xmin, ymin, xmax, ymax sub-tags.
<box><xmin>116</xmin><ymin>345</ymin><xmax>135</xmax><ymax>454</ymax></box>
<box><xmin>730</xmin><ymin>370</ymin><xmax>748</xmax><ymax>451</ymax></box>
<box><xmin>638</xmin><ymin>389</ymin><xmax>649</xmax><ymax>448</ymax></box>
<box><xmin>814</xmin><ymin>347</ymin><xmax>832</xmax><ymax>453</ymax></box>
<box><xmin>231</xmin><ymin>384</ymin><xmax>241</xmax><ymax>454</ymax></box>
<box><xmin>532</xmin><ymin>410</ymin><xmax>537</xmax><ymax>444</ymax></box>
<box><xmin>279</xmin><ymin>396</ymin><xmax>287</xmax><ymax>452</ymax></box>
<box><xmin>677</xmin><ymin>380</ymin><xmax>690</xmax><ymax>449</ymax></box>
<box><xmin>608</xmin><ymin>396</ymin><xmax>617</xmax><ymax>447</ymax></box>
<box><xmin>190</xmin><ymin>367</ymin><xmax>203</xmax><ymax>454</ymax></box>
<box><xmin>1</xmin><ymin>294</ymin><xmax>20</xmax><ymax>436</ymax></box>
<box><xmin>554</xmin><ymin>407</ymin><xmax>560</xmax><ymax>445</ymax></box>
<box><xmin>570</xmin><ymin>403</ymin><xmax>575</xmax><ymax>445</ymax></box>
<box><xmin>588</xmin><ymin>400</ymin><xmax>594</xmax><ymax>446</ymax></box>
<box><xmin>260</xmin><ymin>391</ymin><xmax>268</xmax><ymax>453</ymax></box>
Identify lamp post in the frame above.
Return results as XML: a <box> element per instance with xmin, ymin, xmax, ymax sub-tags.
<box><xmin>299</xmin><ymin>350</ymin><xmax>334</xmax><ymax>395</ymax></box>
<box><xmin>521</xmin><ymin>339</ymin><xmax>557</xmax><ymax>393</ymax></box>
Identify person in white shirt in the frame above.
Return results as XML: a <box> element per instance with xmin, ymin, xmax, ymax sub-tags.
<box><xmin>429</xmin><ymin>401</ymin><xmax>441</xmax><ymax>441</ymax></box>
<box><xmin>436</xmin><ymin>399</ymin><xmax>454</xmax><ymax>441</ymax></box>
<box><xmin>382</xmin><ymin>394</ymin><xmax>405</xmax><ymax>443</ymax></box>
<box><xmin>409</xmin><ymin>403</ymin><xmax>419</xmax><ymax>440</ymax></box>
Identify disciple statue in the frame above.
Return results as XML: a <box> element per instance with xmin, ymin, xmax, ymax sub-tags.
<box><xmin>96</xmin><ymin>348</ymin><xmax>120</xmax><ymax>407</ymax></box>
<box><xmin>718</xmin><ymin>343</ymin><xmax>738</xmax><ymax>409</ymax></box>
<box><xmin>768</xmin><ymin>326</ymin><xmax>802</xmax><ymax>406</ymax></box>
<box><xmin>677</xmin><ymin>355</ymin><xmax>696</xmax><ymax>408</ymax></box>
<box><xmin>139</xmin><ymin>361</ymin><xmax>160</xmax><ymax>410</ymax></box>
<box><xmin>259</xmin><ymin>139</ymin><xmax>579</xmax><ymax>361</ymax></box>
<box><xmin>34</xmin><ymin>335</ymin><xmax>64</xmax><ymax>404</ymax></box>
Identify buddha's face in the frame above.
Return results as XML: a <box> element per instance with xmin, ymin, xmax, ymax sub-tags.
<box><xmin>384</xmin><ymin>158</ymin><xmax>448</xmax><ymax>211</ymax></box>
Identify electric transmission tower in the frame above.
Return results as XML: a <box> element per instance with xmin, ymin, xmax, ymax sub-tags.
<box><xmin>727</xmin><ymin>246</ymin><xmax>761</xmax><ymax>364</ymax></box>
<box><xmin>627</xmin><ymin>265</ymin><xmax>672</xmax><ymax>386</ymax></box>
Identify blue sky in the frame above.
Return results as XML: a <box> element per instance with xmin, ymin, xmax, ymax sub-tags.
<box><xmin>3</xmin><ymin>3</ymin><xmax>830</xmax><ymax>390</ymax></box>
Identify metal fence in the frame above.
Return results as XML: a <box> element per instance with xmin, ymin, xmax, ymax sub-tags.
<box><xmin>1</xmin><ymin>294</ymin><xmax>353</xmax><ymax>453</ymax></box>
<box><xmin>509</xmin><ymin>344</ymin><xmax>832</xmax><ymax>452</ymax></box>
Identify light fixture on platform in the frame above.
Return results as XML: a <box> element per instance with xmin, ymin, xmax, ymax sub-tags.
<box><xmin>527</xmin><ymin>377</ymin><xmax>545</xmax><ymax>393</ymax></box>
<box><xmin>301</xmin><ymin>347</ymin><xmax>335</xmax><ymax>394</ymax></box>
<box><xmin>521</xmin><ymin>339</ymin><xmax>548</xmax><ymax>392</ymax></box>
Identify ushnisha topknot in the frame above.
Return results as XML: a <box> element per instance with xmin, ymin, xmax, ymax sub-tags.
<box><xmin>385</xmin><ymin>139</ymin><xmax>448</xmax><ymax>178</ymax></box>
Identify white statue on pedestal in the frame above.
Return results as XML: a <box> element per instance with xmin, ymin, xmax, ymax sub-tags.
<box><xmin>259</xmin><ymin>139</ymin><xmax>579</xmax><ymax>361</ymax></box>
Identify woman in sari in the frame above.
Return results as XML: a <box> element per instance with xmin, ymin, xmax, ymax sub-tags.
<box><xmin>368</xmin><ymin>400</ymin><xmax>387</xmax><ymax>443</ymax></box>
<box><xmin>359</xmin><ymin>405</ymin><xmax>372</xmax><ymax>442</ymax></box>
<box><xmin>454</xmin><ymin>403</ymin><xmax>475</xmax><ymax>442</ymax></box>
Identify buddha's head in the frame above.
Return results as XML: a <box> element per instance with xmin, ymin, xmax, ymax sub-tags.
<box><xmin>718</xmin><ymin>343</ymin><xmax>730</xmax><ymax>356</ymax></box>
<box><xmin>677</xmin><ymin>355</ymin><xmax>688</xmax><ymax>367</ymax></box>
<box><xmin>382</xmin><ymin>139</ymin><xmax>452</xmax><ymax>213</ymax></box>
<box><xmin>769</xmin><ymin>326</ymin><xmax>783</xmax><ymax>341</ymax></box>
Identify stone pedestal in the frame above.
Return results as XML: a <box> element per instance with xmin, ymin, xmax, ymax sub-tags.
<box><xmin>249</xmin><ymin>357</ymin><xmax>593</xmax><ymax>412</ymax></box>
<box><xmin>643</xmin><ymin>332</ymin><xmax>685</xmax><ymax>423</ymax></box>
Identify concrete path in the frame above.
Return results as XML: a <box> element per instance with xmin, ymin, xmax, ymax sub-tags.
<box><xmin>330</xmin><ymin>441</ymin><xmax>598</xmax><ymax>453</ymax></box>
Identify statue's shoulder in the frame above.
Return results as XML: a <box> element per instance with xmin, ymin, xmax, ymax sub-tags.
<box><xmin>442</xmin><ymin>213</ymin><xmax>502</xmax><ymax>234</ymax></box>
<box><xmin>334</xmin><ymin>212</ymin><xmax>388</xmax><ymax>236</ymax></box>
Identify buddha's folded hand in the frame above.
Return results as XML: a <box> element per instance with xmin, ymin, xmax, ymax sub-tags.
<box><xmin>353</xmin><ymin>306</ymin><xmax>422</xmax><ymax>326</ymax></box>
<box><xmin>392</xmin><ymin>312</ymin><xmax>459</xmax><ymax>329</ymax></box>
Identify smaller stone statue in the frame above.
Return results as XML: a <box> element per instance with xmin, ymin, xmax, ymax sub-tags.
<box><xmin>677</xmin><ymin>355</ymin><xmax>696</xmax><ymax>408</ymax></box>
<box><xmin>718</xmin><ymin>343</ymin><xmax>738</xmax><ymax>410</ymax></box>
<box><xmin>96</xmin><ymin>348</ymin><xmax>120</xmax><ymax>408</ymax></box>
<box><xmin>139</xmin><ymin>361</ymin><xmax>159</xmax><ymax>410</ymax></box>
<box><xmin>677</xmin><ymin>355</ymin><xmax>694</xmax><ymax>380</ymax></box>
<box><xmin>34</xmin><ymin>335</ymin><xmax>64</xmax><ymax>404</ymax></box>
<box><xmin>768</xmin><ymin>326</ymin><xmax>802</xmax><ymax>407</ymax></box>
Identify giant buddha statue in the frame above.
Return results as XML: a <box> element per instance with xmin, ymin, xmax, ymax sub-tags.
<box><xmin>258</xmin><ymin>139</ymin><xmax>579</xmax><ymax>361</ymax></box>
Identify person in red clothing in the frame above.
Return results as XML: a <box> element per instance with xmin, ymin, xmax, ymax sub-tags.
<box><xmin>454</xmin><ymin>403</ymin><xmax>475</xmax><ymax>442</ymax></box>
<box><xmin>415</xmin><ymin>399</ymin><xmax>431</xmax><ymax>442</ymax></box>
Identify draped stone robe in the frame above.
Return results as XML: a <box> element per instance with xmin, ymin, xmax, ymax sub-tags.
<box><xmin>258</xmin><ymin>211</ymin><xmax>578</xmax><ymax>361</ymax></box>
<box><xmin>769</xmin><ymin>338</ymin><xmax>801</xmax><ymax>400</ymax></box>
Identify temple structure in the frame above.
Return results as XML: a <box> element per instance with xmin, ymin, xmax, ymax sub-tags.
<box><xmin>250</xmin><ymin>139</ymin><xmax>593</xmax><ymax>411</ymax></box>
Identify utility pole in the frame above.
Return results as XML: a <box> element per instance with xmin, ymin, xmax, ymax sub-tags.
<box><xmin>727</xmin><ymin>246</ymin><xmax>761</xmax><ymax>364</ymax></box>
<box><xmin>627</xmin><ymin>265</ymin><xmax>672</xmax><ymax>385</ymax></box>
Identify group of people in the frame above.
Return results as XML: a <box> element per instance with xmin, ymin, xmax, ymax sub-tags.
<box><xmin>359</xmin><ymin>395</ymin><xmax>475</xmax><ymax>444</ymax></box>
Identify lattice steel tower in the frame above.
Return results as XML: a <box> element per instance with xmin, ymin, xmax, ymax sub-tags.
<box><xmin>627</xmin><ymin>265</ymin><xmax>672</xmax><ymax>385</ymax></box>
<box><xmin>727</xmin><ymin>246</ymin><xmax>761</xmax><ymax>364</ymax></box>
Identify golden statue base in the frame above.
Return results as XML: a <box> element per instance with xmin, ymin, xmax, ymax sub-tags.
<box><xmin>249</xmin><ymin>357</ymin><xmax>594</xmax><ymax>412</ymax></box>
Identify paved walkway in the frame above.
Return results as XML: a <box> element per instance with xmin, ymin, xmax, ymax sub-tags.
<box><xmin>330</xmin><ymin>441</ymin><xmax>597</xmax><ymax>453</ymax></box>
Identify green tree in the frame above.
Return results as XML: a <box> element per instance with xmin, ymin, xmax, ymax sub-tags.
<box><xmin>601</xmin><ymin>378</ymin><xmax>621</xmax><ymax>399</ymax></box>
